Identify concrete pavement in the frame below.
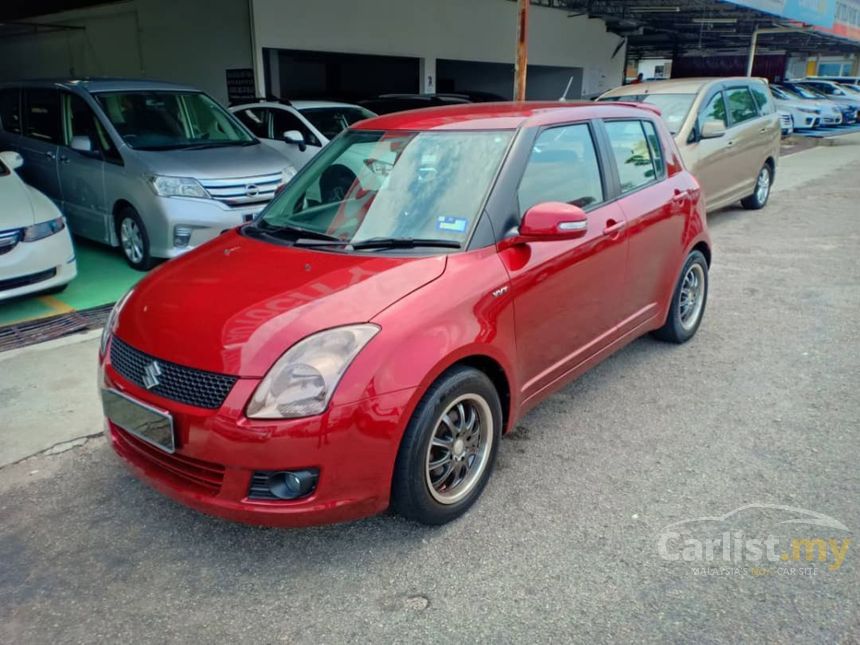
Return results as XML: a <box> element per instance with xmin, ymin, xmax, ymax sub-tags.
<box><xmin>0</xmin><ymin>135</ymin><xmax>858</xmax><ymax>643</ymax></box>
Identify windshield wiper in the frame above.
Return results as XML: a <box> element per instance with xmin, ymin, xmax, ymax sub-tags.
<box><xmin>178</xmin><ymin>141</ymin><xmax>246</xmax><ymax>151</ymax></box>
<box><xmin>350</xmin><ymin>237</ymin><xmax>462</xmax><ymax>250</ymax></box>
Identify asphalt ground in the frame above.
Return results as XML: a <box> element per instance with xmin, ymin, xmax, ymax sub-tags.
<box><xmin>1</xmin><ymin>145</ymin><xmax>858</xmax><ymax>643</ymax></box>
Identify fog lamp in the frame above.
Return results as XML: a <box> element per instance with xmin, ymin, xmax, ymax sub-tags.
<box><xmin>174</xmin><ymin>226</ymin><xmax>192</xmax><ymax>248</ymax></box>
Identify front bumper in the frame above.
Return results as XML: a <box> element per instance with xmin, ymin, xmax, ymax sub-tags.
<box><xmin>0</xmin><ymin>229</ymin><xmax>77</xmax><ymax>301</ymax></box>
<box><xmin>145</xmin><ymin>195</ymin><xmax>269</xmax><ymax>259</ymax></box>
<box><xmin>101</xmin><ymin>349</ymin><xmax>416</xmax><ymax>528</ymax></box>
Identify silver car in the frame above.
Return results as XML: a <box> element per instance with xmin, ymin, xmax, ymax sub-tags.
<box><xmin>0</xmin><ymin>79</ymin><xmax>295</xmax><ymax>269</ymax></box>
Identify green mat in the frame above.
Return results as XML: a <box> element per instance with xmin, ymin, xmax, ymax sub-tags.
<box><xmin>0</xmin><ymin>238</ymin><xmax>143</xmax><ymax>326</ymax></box>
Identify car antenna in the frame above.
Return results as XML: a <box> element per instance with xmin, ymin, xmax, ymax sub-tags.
<box><xmin>559</xmin><ymin>75</ymin><xmax>574</xmax><ymax>102</ymax></box>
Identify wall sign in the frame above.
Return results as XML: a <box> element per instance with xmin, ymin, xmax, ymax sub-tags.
<box><xmin>727</xmin><ymin>0</ymin><xmax>836</xmax><ymax>28</ymax></box>
<box><xmin>226</xmin><ymin>68</ymin><xmax>256</xmax><ymax>104</ymax></box>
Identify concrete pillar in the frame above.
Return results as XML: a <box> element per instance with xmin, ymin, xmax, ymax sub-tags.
<box><xmin>420</xmin><ymin>57</ymin><xmax>436</xmax><ymax>94</ymax></box>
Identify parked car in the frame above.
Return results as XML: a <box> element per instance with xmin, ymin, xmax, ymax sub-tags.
<box><xmin>785</xmin><ymin>80</ymin><xmax>859</xmax><ymax>123</ymax></box>
<box><xmin>774</xmin><ymin>83</ymin><xmax>842</xmax><ymax>126</ymax></box>
<box><xmin>98</xmin><ymin>102</ymin><xmax>711</xmax><ymax>527</ymax></box>
<box><xmin>360</xmin><ymin>93</ymin><xmax>472</xmax><ymax>115</ymax></box>
<box><xmin>770</xmin><ymin>85</ymin><xmax>820</xmax><ymax>129</ymax></box>
<box><xmin>0</xmin><ymin>150</ymin><xmax>76</xmax><ymax>300</ymax></box>
<box><xmin>230</xmin><ymin>99</ymin><xmax>376</xmax><ymax>170</ymax></box>
<box><xmin>0</xmin><ymin>79</ymin><xmax>295</xmax><ymax>270</ymax></box>
<box><xmin>599</xmin><ymin>77</ymin><xmax>781</xmax><ymax>212</ymax></box>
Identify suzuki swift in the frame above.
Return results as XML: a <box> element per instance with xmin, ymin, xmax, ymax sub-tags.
<box><xmin>98</xmin><ymin>102</ymin><xmax>711</xmax><ymax>527</ymax></box>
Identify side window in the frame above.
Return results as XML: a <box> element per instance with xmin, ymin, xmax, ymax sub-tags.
<box><xmin>604</xmin><ymin>120</ymin><xmax>658</xmax><ymax>194</ymax></box>
<box><xmin>0</xmin><ymin>88</ymin><xmax>22</xmax><ymax>134</ymax></box>
<box><xmin>64</xmin><ymin>93</ymin><xmax>121</xmax><ymax>163</ymax></box>
<box><xmin>233</xmin><ymin>107</ymin><xmax>269</xmax><ymax>138</ymax></box>
<box><xmin>641</xmin><ymin>120</ymin><xmax>665</xmax><ymax>179</ymax></box>
<box><xmin>701</xmin><ymin>91</ymin><xmax>727</xmax><ymax>126</ymax></box>
<box><xmin>725</xmin><ymin>87</ymin><xmax>759</xmax><ymax>125</ymax></box>
<box><xmin>23</xmin><ymin>89</ymin><xmax>62</xmax><ymax>144</ymax></box>
<box><xmin>750</xmin><ymin>84</ymin><xmax>774</xmax><ymax>115</ymax></box>
<box><xmin>271</xmin><ymin>108</ymin><xmax>320</xmax><ymax>147</ymax></box>
<box><xmin>517</xmin><ymin>123</ymin><xmax>604</xmax><ymax>216</ymax></box>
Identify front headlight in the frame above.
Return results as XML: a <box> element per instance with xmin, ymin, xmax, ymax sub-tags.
<box><xmin>22</xmin><ymin>217</ymin><xmax>65</xmax><ymax>242</ymax></box>
<box><xmin>246</xmin><ymin>324</ymin><xmax>380</xmax><ymax>419</ymax></box>
<box><xmin>148</xmin><ymin>175</ymin><xmax>209</xmax><ymax>199</ymax></box>
<box><xmin>280</xmin><ymin>166</ymin><xmax>297</xmax><ymax>185</ymax></box>
<box><xmin>100</xmin><ymin>289</ymin><xmax>134</xmax><ymax>356</ymax></box>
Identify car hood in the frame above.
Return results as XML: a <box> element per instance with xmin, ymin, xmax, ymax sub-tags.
<box><xmin>0</xmin><ymin>174</ymin><xmax>56</xmax><ymax>229</ymax></box>
<box><xmin>114</xmin><ymin>230</ymin><xmax>447</xmax><ymax>376</ymax></box>
<box><xmin>133</xmin><ymin>142</ymin><xmax>291</xmax><ymax>180</ymax></box>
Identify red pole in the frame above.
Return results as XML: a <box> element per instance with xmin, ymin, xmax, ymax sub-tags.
<box><xmin>514</xmin><ymin>0</ymin><xmax>529</xmax><ymax>101</ymax></box>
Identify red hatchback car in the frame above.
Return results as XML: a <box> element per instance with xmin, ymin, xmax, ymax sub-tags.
<box><xmin>98</xmin><ymin>102</ymin><xmax>710</xmax><ymax>527</ymax></box>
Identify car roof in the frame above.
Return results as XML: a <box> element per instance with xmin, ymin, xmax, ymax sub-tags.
<box><xmin>289</xmin><ymin>100</ymin><xmax>366</xmax><ymax>109</ymax></box>
<box><xmin>352</xmin><ymin>101</ymin><xmax>661</xmax><ymax>131</ymax></box>
<box><xmin>601</xmin><ymin>77</ymin><xmax>763</xmax><ymax>97</ymax></box>
<box><xmin>0</xmin><ymin>78</ymin><xmax>201</xmax><ymax>93</ymax></box>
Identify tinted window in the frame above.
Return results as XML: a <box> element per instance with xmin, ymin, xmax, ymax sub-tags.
<box><xmin>518</xmin><ymin>123</ymin><xmax>604</xmax><ymax>215</ymax></box>
<box><xmin>604</xmin><ymin>120</ymin><xmax>658</xmax><ymax>194</ymax></box>
<box><xmin>726</xmin><ymin>87</ymin><xmax>759</xmax><ymax>125</ymax></box>
<box><xmin>641</xmin><ymin>121</ymin><xmax>665</xmax><ymax>178</ymax></box>
<box><xmin>271</xmin><ymin>108</ymin><xmax>319</xmax><ymax>146</ymax></box>
<box><xmin>0</xmin><ymin>88</ymin><xmax>22</xmax><ymax>134</ymax></box>
<box><xmin>701</xmin><ymin>92</ymin><xmax>727</xmax><ymax>126</ymax></box>
<box><xmin>299</xmin><ymin>106</ymin><xmax>376</xmax><ymax>140</ymax></box>
<box><xmin>750</xmin><ymin>84</ymin><xmax>774</xmax><ymax>114</ymax></box>
<box><xmin>233</xmin><ymin>107</ymin><xmax>268</xmax><ymax>137</ymax></box>
<box><xmin>65</xmin><ymin>93</ymin><xmax>120</xmax><ymax>162</ymax></box>
<box><xmin>24</xmin><ymin>89</ymin><xmax>62</xmax><ymax>143</ymax></box>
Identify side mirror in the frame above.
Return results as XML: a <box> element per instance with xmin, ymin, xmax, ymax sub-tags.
<box><xmin>283</xmin><ymin>130</ymin><xmax>307</xmax><ymax>152</ymax></box>
<box><xmin>700</xmin><ymin>120</ymin><xmax>726</xmax><ymax>139</ymax></box>
<box><xmin>0</xmin><ymin>150</ymin><xmax>23</xmax><ymax>170</ymax></box>
<box><xmin>512</xmin><ymin>202</ymin><xmax>589</xmax><ymax>244</ymax></box>
<box><xmin>70</xmin><ymin>135</ymin><xmax>94</xmax><ymax>153</ymax></box>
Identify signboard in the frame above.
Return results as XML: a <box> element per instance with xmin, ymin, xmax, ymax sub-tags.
<box><xmin>226</xmin><ymin>68</ymin><xmax>256</xmax><ymax>104</ymax></box>
<box><xmin>727</xmin><ymin>0</ymin><xmax>837</xmax><ymax>28</ymax></box>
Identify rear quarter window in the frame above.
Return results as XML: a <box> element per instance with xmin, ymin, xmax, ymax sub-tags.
<box><xmin>0</xmin><ymin>88</ymin><xmax>22</xmax><ymax>134</ymax></box>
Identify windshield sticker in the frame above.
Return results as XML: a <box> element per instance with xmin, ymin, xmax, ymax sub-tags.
<box><xmin>437</xmin><ymin>216</ymin><xmax>468</xmax><ymax>233</ymax></box>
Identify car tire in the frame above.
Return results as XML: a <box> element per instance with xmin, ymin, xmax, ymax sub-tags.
<box><xmin>741</xmin><ymin>163</ymin><xmax>772</xmax><ymax>210</ymax></box>
<box><xmin>115</xmin><ymin>206</ymin><xmax>155</xmax><ymax>271</ymax></box>
<box><xmin>391</xmin><ymin>366</ymin><xmax>502</xmax><ymax>525</ymax></box>
<box><xmin>652</xmin><ymin>250</ymin><xmax>708</xmax><ymax>344</ymax></box>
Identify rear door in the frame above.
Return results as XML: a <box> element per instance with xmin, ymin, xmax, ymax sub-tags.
<box><xmin>505</xmin><ymin>121</ymin><xmax>628</xmax><ymax>400</ymax></box>
<box><xmin>686</xmin><ymin>89</ymin><xmax>736</xmax><ymax>209</ymax></box>
<box><xmin>18</xmin><ymin>88</ymin><xmax>62</xmax><ymax>204</ymax></box>
<box><xmin>723</xmin><ymin>85</ymin><xmax>766</xmax><ymax>198</ymax></box>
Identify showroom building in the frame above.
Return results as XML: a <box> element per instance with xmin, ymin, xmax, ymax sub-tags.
<box><xmin>0</xmin><ymin>0</ymin><xmax>628</xmax><ymax>104</ymax></box>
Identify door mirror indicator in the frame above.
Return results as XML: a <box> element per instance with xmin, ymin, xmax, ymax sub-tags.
<box><xmin>0</xmin><ymin>150</ymin><xmax>23</xmax><ymax>170</ymax></box>
<box><xmin>505</xmin><ymin>202</ymin><xmax>589</xmax><ymax>247</ymax></box>
<box><xmin>700</xmin><ymin>120</ymin><xmax>727</xmax><ymax>139</ymax></box>
<box><xmin>283</xmin><ymin>129</ymin><xmax>307</xmax><ymax>152</ymax></box>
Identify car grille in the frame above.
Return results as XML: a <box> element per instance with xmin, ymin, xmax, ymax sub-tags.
<box><xmin>780</xmin><ymin>113</ymin><xmax>792</xmax><ymax>128</ymax></box>
<box><xmin>198</xmin><ymin>172</ymin><xmax>282</xmax><ymax>208</ymax></box>
<box><xmin>109</xmin><ymin>336</ymin><xmax>237</xmax><ymax>409</ymax></box>
<box><xmin>0</xmin><ymin>230</ymin><xmax>21</xmax><ymax>256</ymax></box>
<box><xmin>111</xmin><ymin>425</ymin><xmax>225</xmax><ymax>495</ymax></box>
<box><xmin>248</xmin><ymin>472</ymin><xmax>280</xmax><ymax>500</ymax></box>
<box><xmin>0</xmin><ymin>267</ymin><xmax>56</xmax><ymax>292</ymax></box>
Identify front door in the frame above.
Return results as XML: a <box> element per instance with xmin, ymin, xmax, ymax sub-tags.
<box><xmin>17</xmin><ymin>88</ymin><xmax>62</xmax><ymax>205</ymax></box>
<box><xmin>502</xmin><ymin>122</ymin><xmax>628</xmax><ymax>401</ymax></box>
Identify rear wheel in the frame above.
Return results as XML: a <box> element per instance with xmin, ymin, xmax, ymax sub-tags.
<box><xmin>741</xmin><ymin>164</ymin><xmax>772</xmax><ymax>210</ymax></box>
<box><xmin>652</xmin><ymin>250</ymin><xmax>708</xmax><ymax>344</ymax></box>
<box><xmin>391</xmin><ymin>366</ymin><xmax>502</xmax><ymax>525</ymax></box>
<box><xmin>116</xmin><ymin>206</ymin><xmax>155</xmax><ymax>271</ymax></box>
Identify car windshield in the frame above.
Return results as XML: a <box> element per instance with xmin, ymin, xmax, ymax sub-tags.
<box><xmin>298</xmin><ymin>106</ymin><xmax>377</xmax><ymax>140</ymax></box>
<box><xmin>251</xmin><ymin>129</ymin><xmax>514</xmax><ymax>250</ymax></box>
<box><xmin>94</xmin><ymin>91</ymin><xmax>255</xmax><ymax>150</ymax></box>
<box><xmin>788</xmin><ymin>85</ymin><xmax>825</xmax><ymax>99</ymax></box>
<box><xmin>599</xmin><ymin>93</ymin><xmax>694</xmax><ymax>134</ymax></box>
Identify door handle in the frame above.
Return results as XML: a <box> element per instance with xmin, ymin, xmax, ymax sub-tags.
<box><xmin>603</xmin><ymin>219</ymin><xmax>625</xmax><ymax>235</ymax></box>
<box><xmin>59</xmin><ymin>154</ymin><xmax>70</xmax><ymax>164</ymax></box>
<box><xmin>672</xmin><ymin>188</ymin><xmax>689</xmax><ymax>203</ymax></box>
<box><xmin>44</xmin><ymin>151</ymin><xmax>56</xmax><ymax>161</ymax></box>
<box><xmin>726</xmin><ymin>140</ymin><xmax>735</xmax><ymax>147</ymax></box>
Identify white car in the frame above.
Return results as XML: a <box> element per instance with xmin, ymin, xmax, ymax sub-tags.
<box><xmin>0</xmin><ymin>151</ymin><xmax>76</xmax><ymax>301</ymax></box>
<box><xmin>230</xmin><ymin>100</ymin><xmax>377</xmax><ymax>169</ymax></box>
<box><xmin>778</xmin><ymin>110</ymin><xmax>794</xmax><ymax>135</ymax></box>
<box><xmin>770</xmin><ymin>86</ymin><xmax>820</xmax><ymax>129</ymax></box>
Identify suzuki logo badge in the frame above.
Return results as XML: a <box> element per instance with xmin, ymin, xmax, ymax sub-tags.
<box><xmin>142</xmin><ymin>361</ymin><xmax>163</xmax><ymax>390</ymax></box>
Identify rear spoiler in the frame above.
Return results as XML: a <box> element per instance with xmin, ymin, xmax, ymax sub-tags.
<box><xmin>604</xmin><ymin>101</ymin><xmax>662</xmax><ymax>117</ymax></box>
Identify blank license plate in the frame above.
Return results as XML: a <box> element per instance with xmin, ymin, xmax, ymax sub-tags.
<box><xmin>102</xmin><ymin>389</ymin><xmax>175</xmax><ymax>453</ymax></box>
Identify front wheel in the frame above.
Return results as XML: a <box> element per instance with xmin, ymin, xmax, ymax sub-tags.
<box><xmin>116</xmin><ymin>206</ymin><xmax>155</xmax><ymax>271</ymax></box>
<box><xmin>741</xmin><ymin>164</ymin><xmax>772</xmax><ymax>210</ymax></box>
<box><xmin>652</xmin><ymin>250</ymin><xmax>708</xmax><ymax>344</ymax></box>
<box><xmin>391</xmin><ymin>366</ymin><xmax>502</xmax><ymax>525</ymax></box>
